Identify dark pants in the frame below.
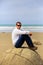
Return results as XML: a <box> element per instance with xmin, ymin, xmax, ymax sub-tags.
<box><xmin>15</xmin><ymin>34</ymin><xmax>34</xmax><ymax>48</ymax></box>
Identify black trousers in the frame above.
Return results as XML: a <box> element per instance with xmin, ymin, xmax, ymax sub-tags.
<box><xmin>15</xmin><ymin>34</ymin><xmax>34</xmax><ymax>48</ymax></box>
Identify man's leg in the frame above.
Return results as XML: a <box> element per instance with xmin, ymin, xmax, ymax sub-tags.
<box><xmin>22</xmin><ymin>34</ymin><xmax>37</xmax><ymax>50</ymax></box>
<box><xmin>15</xmin><ymin>35</ymin><xmax>25</xmax><ymax>48</ymax></box>
<box><xmin>15</xmin><ymin>34</ymin><xmax>34</xmax><ymax>47</ymax></box>
<box><xmin>15</xmin><ymin>34</ymin><xmax>37</xmax><ymax>50</ymax></box>
<box><xmin>21</xmin><ymin>35</ymin><xmax>34</xmax><ymax>47</ymax></box>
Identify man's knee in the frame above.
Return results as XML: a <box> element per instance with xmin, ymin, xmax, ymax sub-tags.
<box><xmin>22</xmin><ymin>34</ymin><xmax>28</xmax><ymax>37</ymax></box>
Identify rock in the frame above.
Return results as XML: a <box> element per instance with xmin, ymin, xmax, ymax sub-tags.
<box><xmin>0</xmin><ymin>48</ymin><xmax>43</xmax><ymax>65</ymax></box>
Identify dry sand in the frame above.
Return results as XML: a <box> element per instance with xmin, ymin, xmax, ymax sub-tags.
<box><xmin>0</xmin><ymin>32</ymin><xmax>43</xmax><ymax>60</ymax></box>
<box><xmin>32</xmin><ymin>32</ymin><xmax>43</xmax><ymax>60</ymax></box>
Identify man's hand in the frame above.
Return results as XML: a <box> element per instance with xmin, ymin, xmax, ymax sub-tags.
<box><xmin>29</xmin><ymin>32</ymin><xmax>32</xmax><ymax>36</ymax></box>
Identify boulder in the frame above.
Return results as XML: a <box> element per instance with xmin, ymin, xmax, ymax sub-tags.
<box><xmin>0</xmin><ymin>48</ymin><xmax>43</xmax><ymax>65</ymax></box>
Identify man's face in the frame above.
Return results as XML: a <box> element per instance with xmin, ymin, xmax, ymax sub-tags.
<box><xmin>16</xmin><ymin>23</ymin><xmax>21</xmax><ymax>29</ymax></box>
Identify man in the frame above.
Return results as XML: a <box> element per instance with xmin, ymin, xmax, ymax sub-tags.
<box><xmin>12</xmin><ymin>21</ymin><xmax>37</xmax><ymax>50</ymax></box>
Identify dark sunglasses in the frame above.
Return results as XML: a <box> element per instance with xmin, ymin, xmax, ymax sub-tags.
<box><xmin>17</xmin><ymin>25</ymin><xmax>21</xmax><ymax>26</ymax></box>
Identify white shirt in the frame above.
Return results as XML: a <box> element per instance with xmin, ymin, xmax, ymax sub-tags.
<box><xmin>12</xmin><ymin>27</ymin><xmax>30</xmax><ymax>46</ymax></box>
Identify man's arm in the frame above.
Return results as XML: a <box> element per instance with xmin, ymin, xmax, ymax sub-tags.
<box><xmin>15</xmin><ymin>29</ymin><xmax>32</xmax><ymax>35</ymax></box>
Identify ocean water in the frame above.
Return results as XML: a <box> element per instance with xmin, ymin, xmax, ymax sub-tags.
<box><xmin>0</xmin><ymin>26</ymin><xmax>43</xmax><ymax>32</ymax></box>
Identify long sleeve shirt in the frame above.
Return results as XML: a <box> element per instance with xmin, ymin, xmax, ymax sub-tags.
<box><xmin>12</xmin><ymin>27</ymin><xmax>30</xmax><ymax>45</ymax></box>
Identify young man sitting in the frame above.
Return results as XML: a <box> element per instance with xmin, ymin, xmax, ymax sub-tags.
<box><xmin>12</xmin><ymin>21</ymin><xmax>37</xmax><ymax>50</ymax></box>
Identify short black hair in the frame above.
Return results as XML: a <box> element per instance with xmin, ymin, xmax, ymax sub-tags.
<box><xmin>16</xmin><ymin>21</ymin><xmax>22</xmax><ymax>25</ymax></box>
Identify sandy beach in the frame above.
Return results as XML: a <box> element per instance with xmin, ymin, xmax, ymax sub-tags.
<box><xmin>0</xmin><ymin>32</ymin><xmax>43</xmax><ymax>61</ymax></box>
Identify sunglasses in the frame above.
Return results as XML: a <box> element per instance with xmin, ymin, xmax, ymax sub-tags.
<box><xmin>17</xmin><ymin>25</ymin><xmax>21</xmax><ymax>26</ymax></box>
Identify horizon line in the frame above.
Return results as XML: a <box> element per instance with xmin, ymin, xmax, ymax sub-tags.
<box><xmin>0</xmin><ymin>24</ymin><xmax>43</xmax><ymax>26</ymax></box>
